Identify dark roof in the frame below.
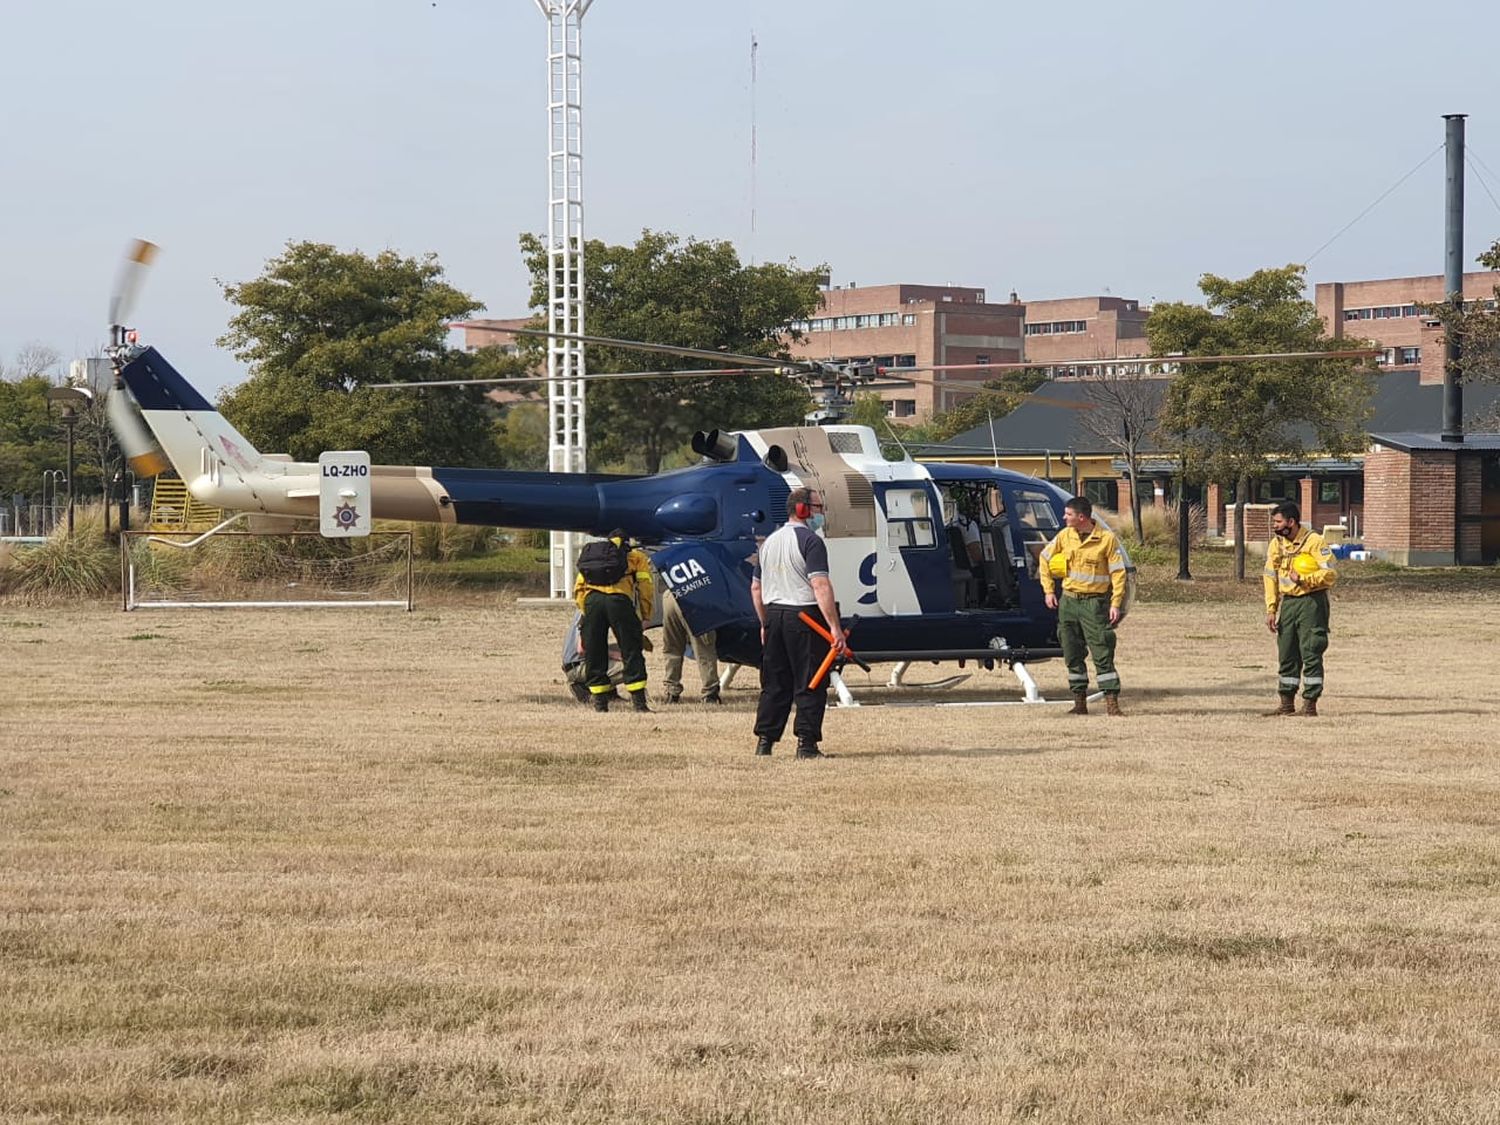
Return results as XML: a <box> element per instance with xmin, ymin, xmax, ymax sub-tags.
<box><xmin>920</xmin><ymin>372</ymin><xmax>1500</xmax><ymax>458</ymax></box>
<box><xmin>923</xmin><ymin>378</ymin><xmax>1172</xmax><ymax>456</ymax></box>
<box><xmin>1368</xmin><ymin>432</ymin><xmax>1500</xmax><ymax>452</ymax></box>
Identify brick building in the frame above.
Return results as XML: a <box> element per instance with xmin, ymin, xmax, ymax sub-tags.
<box><xmin>782</xmin><ymin>284</ymin><xmax>1024</xmax><ymax>418</ymax></box>
<box><xmin>1018</xmin><ymin>295</ymin><xmax>1151</xmax><ymax>377</ymax></box>
<box><xmin>1316</xmin><ymin>271</ymin><xmax>1498</xmax><ymax>384</ymax></box>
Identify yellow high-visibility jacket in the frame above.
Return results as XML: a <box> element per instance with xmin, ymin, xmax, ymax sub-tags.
<box><xmin>1263</xmin><ymin>527</ymin><xmax>1336</xmax><ymax>613</ymax></box>
<box><xmin>1039</xmin><ymin>524</ymin><xmax>1128</xmax><ymax>609</ymax></box>
<box><xmin>573</xmin><ymin>541</ymin><xmax>655</xmax><ymax>620</ymax></box>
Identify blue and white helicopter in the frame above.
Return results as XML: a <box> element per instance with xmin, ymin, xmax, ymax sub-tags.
<box><xmin>102</xmin><ymin>243</ymin><xmax>1126</xmax><ymax>700</ymax></box>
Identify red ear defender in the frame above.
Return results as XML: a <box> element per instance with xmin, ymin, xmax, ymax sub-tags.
<box><xmin>794</xmin><ymin>501</ymin><xmax>810</xmax><ymax>520</ymax></box>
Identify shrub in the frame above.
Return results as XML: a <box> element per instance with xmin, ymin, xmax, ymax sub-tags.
<box><xmin>0</xmin><ymin>528</ymin><xmax>118</xmax><ymax>599</ymax></box>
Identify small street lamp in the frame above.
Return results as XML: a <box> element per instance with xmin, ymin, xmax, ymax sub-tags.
<box><xmin>46</xmin><ymin>386</ymin><xmax>91</xmax><ymax>538</ymax></box>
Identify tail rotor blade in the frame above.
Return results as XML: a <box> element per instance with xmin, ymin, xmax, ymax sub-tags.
<box><xmin>108</xmin><ymin>239</ymin><xmax>159</xmax><ymax>327</ymax></box>
<box><xmin>106</xmin><ymin>384</ymin><xmax>169</xmax><ymax>477</ymax></box>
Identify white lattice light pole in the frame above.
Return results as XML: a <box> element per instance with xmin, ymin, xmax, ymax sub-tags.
<box><xmin>536</xmin><ymin>0</ymin><xmax>593</xmax><ymax>597</ymax></box>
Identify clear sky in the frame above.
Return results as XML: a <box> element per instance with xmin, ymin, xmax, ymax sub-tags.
<box><xmin>4</xmin><ymin>0</ymin><xmax>1500</xmax><ymax>396</ymax></box>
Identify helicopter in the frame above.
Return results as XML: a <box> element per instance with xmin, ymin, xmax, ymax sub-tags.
<box><xmin>103</xmin><ymin>242</ymin><xmax>1373</xmax><ymax>700</ymax></box>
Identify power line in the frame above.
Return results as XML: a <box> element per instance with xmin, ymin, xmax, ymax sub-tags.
<box><xmin>1302</xmin><ymin>143</ymin><xmax>1444</xmax><ymax>267</ymax></box>
<box><xmin>1465</xmin><ymin>152</ymin><xmax>1500</xmax><ymax>220</ymax></box>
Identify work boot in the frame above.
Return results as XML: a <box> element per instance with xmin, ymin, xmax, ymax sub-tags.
<box><xmin>1264</xmin><ymin>694</ymin><xmax>1296</xmax><ymax>717</ymax></box>
<box><xmin>569</xmin><ymin>682</ymin><xmax>590</xmax><ymax>704</ymax></box>
<box><xmin>795</xmin><ymin>740</ymin><xmax>826</xmax><ymax>760</ymax></box>
<box><xmin>1067</xmin><ymin>692</ymin><xmax>1088</xmax><ymax>715</ymax></box>
<box><xmin>592</xmin><ymin>693</ymin><xmax>610</xmax><ymax>713</ymax></box>
<box><xmin>1299</xmin><ymin>698</ymin><xmax>1319</xmax><ymax>717</ymax></box>
<box><xmin>755</xmin><ymin>737</ymin><xmax>774</xmax><ymax>756</ymax></box>
<box><xmin>664</xmin><ymin>689</ymin><xmax>682</xmax><ymax>705</ymax></box>
<box><xmin>1105</xmin><ymin>694</ymin><xmax>1124</xmax><ymax>718</ymax></box>
<box><xmin>630</xmin><ymin>689</ymin><xmax>653</xmax><ymax>713</ymax></box>
<box><xmin>702</xmin><ymin>689</ymin><xmax>723</xmax><ymax>706</ymax></box>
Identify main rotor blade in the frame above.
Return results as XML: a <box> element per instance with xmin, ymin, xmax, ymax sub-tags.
<box><xmin>369</xmin><ymin>367</ymin><xmax>780</xmax><ymax>390</ymax></box>
<box><xmin>884</xmin><ymin>348</ymin><xmax>1380</xmax><ymax>378</ymax></box>
<box><xmin>492</xmin><ymin>326</ymin><xmax>794</xmax><ymax>370</ymax></box>
<box><xmin>108</xmin><ymin>239</ymin><xmax>159</xmax><ymax>327</ymax></box>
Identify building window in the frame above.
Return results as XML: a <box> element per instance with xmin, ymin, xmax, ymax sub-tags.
<box><xmin>894</xmin><ymin>399</ymin><xmax>917</xmax><ymax>417</ymax></box>
<box><xmin>1084</xmin><ymin>479</ymin><xmax>1119</xmax><ymax>510</ymax></box>
<box><xmin>975</xmin><ymin>354</ymin><xmax>991</xmax><ymax>367</ymax></box>
<box><xmin>1319</xmin><ymin>481</ymin><xmax>1341</xmax><ymax>504</ymax></box>
<box><xmin>1399</xmin><ymin>346</ymin><xmax>1421</xmax><ymax>365</ymax></box>
<box><xmin>902</xmin><ymin>313</ymin><xmax>916</xmax><ymax>326</ymax></box>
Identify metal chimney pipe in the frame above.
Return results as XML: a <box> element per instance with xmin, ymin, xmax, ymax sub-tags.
<box><xmin>1441</xmin><ymin>113</ymin><xmax>1466</xmax><ymax>442</ymax></box>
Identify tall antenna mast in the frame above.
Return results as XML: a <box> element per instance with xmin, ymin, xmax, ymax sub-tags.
<box><xmin>536</xmin><ymin>0</ymin><xmax>594</xmax><ymax>597</ymax></box>
<box><xmin>749</xmin><ymin>30</ymin><xmax>758</xmax><ymax>264</ymax></box>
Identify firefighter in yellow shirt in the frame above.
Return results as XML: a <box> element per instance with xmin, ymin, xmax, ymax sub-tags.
<box><xmin>1263</xmin><ymin>501</ymin><xmax>1337</xmax><ymax>716</ymax></box>
<box><xmin>1038</xmin><ymin>496</ymin><xmax>1129</xmax><ymax>716</ymax></box>
<box><xmin>573</xmin><ymin>529</ymin><xmax>655</xmax><ymax>713</ymax></box>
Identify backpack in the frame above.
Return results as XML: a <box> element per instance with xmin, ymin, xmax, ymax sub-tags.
<box><xmin>578</xmin><ymin>539</ymin><xmax>630</xmax><ymax>586</ymax></box>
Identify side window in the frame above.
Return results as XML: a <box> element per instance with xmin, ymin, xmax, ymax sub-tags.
<box><xmin>1009</xmin><ymin>488</ymin><xmax>1061</xmax><ymax>577</ymax></box>
<box><xmin>885</xmin><ymin>487</ymin><xmax>937</xmax><ymax>549</ymax></box>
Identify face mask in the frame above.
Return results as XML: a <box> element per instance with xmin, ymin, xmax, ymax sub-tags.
<box><xmin>1275</xmin><ymin>525</ymin><xmax>1295</xmax><ymax>539</ymax></box>
<box><xmin>807</xmin><ymin>513</ymin><xmax>826</xmax><ymax>533</ymax></box>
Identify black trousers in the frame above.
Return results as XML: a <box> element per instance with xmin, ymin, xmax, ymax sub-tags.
<box><xmin>754</xmin><ymin>603</ymin><xmax>830</xmax><ymax>744</ymax></box>
<box><xmin>581</xmin><ymin>591</ymin><xmax>647</xmax><ymax>694</ymax></box>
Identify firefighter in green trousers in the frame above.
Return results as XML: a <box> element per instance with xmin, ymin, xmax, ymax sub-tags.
<box><xmin>1038</xmin><ymin>496</ymin><xmax>1129</xmax><ymax>717</ymax></box>
<box><xmin>1263</xmin><ymin>501</ymin><xmax>1337</xmax><ymax>717</ymax></box>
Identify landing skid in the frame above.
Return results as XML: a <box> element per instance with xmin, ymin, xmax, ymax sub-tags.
<box><xmin>829</xmin><ymin>660</ymin><xmax>1105</xmax><ymax>709</ymax></box>
<box><xmin>885</xmin><ymin>661</ymin><xmax>972</xmax><ymax>691</ymax></box>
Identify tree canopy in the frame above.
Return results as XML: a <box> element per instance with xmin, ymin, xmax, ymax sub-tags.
<box><xmin>218</xmin><ymin>242</ymin><xmax>522</xmax><ymax>465</ymax></box>
<box><xmin>520</xmin><ymin>230</ymin><xmax>823</xmax><ymax>473</ymax></box>
<box><xmin>1149</xmin><ymin>264</ymin><xmax>1373</xmax><ymax>576</ymax></box>
<box><xmin>1425</xmin><ymin>235</ymin><xmax>1500</xmax><ymax>425</ymax></box>
<box><xmin>1151</xmin><ymin>265</ymin><xmax>1372</xmax><ymax>483</ymax></box>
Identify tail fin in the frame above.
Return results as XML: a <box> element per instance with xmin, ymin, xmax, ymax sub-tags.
<box><xmin>119</xmin><ymin>347</ymin><xmax>267</xmax><ymax>480</ymax></box>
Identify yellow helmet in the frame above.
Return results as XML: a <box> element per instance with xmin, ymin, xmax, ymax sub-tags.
<box><xmin>1047</xmin><ymin>553</ymin><xmax>1068</xmax><ymax>579</ymax></box>
<box><xmin>1291</xmin><ymin>553</ymin><xmax>1322</xmax><ymax>577</ymax></box>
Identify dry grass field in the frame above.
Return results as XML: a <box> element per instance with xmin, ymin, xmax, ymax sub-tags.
<box><xmin>3</xmin><ymin>579</ymin><xmax>1500</xmax><ymax>1123</ymax></box>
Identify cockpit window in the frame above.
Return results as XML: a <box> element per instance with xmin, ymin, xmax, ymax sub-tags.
<box><xmin>1011</xmin><ymin>489</ymin><xmax>1061</xmax><ymax>531</ymax></box>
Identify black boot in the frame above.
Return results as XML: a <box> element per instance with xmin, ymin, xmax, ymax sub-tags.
<box><xmin>592</xmin><ymin>693</ymin><xmax>610</xmax><ymax>713</ymax></box>
<box><xmin>755</xmin><ymin>736</ymin><xmax>773</xmax><ymax>756</ymax></box>
<box><xmin>702</xmin><ymin>689</ymin><xmax>722</xmax><ymax>705</ymax></box>
<box><xmin>630</xmin><ymin>689</ymin><xmax>653</xmax><ymax>713</ymax></box>
<box><xmin>795</xmin><ymin>740</ymin><xmax>826</xmax><ymax>759</ymax></box>
<box><xmin>664</xmin><ymin>689</ymin><xmax>682</xmax><ymax>704</ymax></box>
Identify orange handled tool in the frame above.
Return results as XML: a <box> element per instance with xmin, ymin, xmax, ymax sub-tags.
<box><xmin>798</xmin><ymin>612</ymin><xmax>868</xmax><ymax>688</ymax></box>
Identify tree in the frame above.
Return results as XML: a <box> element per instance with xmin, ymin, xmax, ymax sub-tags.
<box><xmin>218</xmin><ymin>242</ymin><xmax>523</xmax><ymax>465</ymax></box>
<box><xmin>1150</xmin><ymin>265</ymin><xmax>1373</xmax><ymax>580</ymax></box>
<box><xmin>1075</xmin><ymin>366</ymin><xmax>1165</xmax><ymax>542</ymax></box>
<box><xmin>520</xmin><ymin>230</ymin><xmax>823</xmax><ymax>474</ymax></box>
<box><xmin>0</xmin><ymin>374</ymin><xmax>60</xmax><ymax>505</ymax></box>
<box><xmin>1424</xmin><ymin>235</ymin><xmax>1500</xmax><ymax>429</ymax></box>
<box><xmin>492</xmin><ymin>402</ymin><xmax>548</xmax><ymax>470</ymax></box>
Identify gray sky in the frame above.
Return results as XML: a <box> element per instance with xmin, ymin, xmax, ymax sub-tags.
<box><xmin>4</xmin><ymin>0</ymin><xmax>1500</xmax><ymax>396</ymax></box>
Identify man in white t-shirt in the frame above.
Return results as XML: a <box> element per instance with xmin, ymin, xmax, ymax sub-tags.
<box><xmin>750</xmin><ymin>487</ymin><xmax>846</xmax><ymax>759</ymax></box>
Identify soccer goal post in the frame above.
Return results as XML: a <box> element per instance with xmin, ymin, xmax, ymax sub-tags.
<box><xmin>121</xmin><ymin>529</ymin><xmax>414</xmax><ymax>611</ymax></box>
